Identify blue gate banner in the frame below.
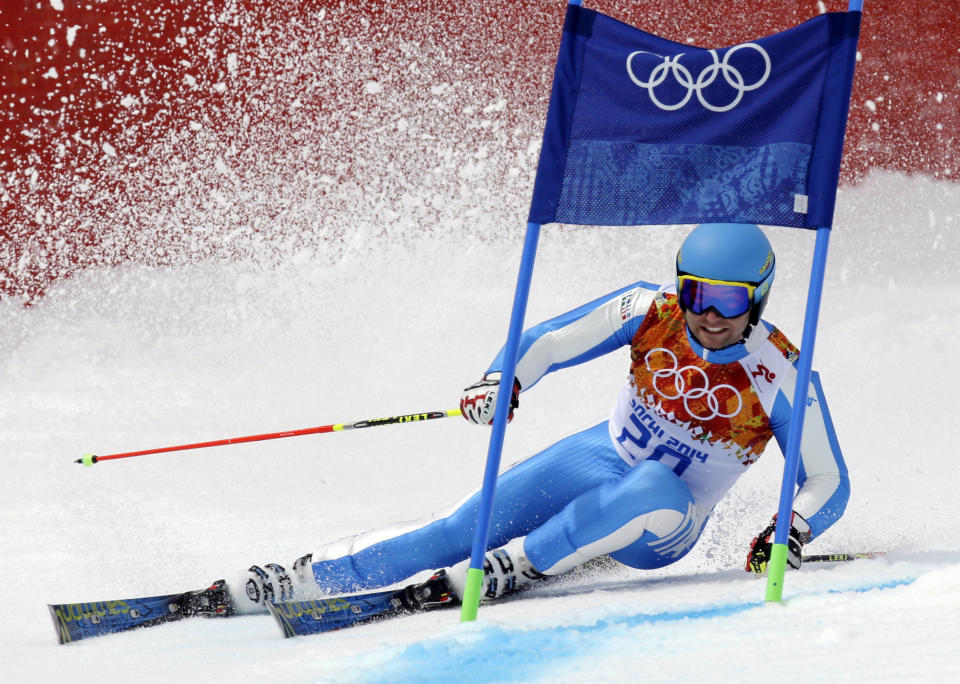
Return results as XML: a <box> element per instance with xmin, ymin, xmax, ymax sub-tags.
<box><xmin>528</xmin><ymin>5</ymin><xmax>862</xmax><ymax>228</ymax></box>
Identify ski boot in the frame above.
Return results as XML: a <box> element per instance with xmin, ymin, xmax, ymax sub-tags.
<box><xmin>447</xmin><ymin>538</ymin><xmax>547</xmax><ymax>601</ymax></box>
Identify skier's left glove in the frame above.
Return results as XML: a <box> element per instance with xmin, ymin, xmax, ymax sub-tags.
<box><xmin>745</xmin><ymin>512</ymin><xmax>812</xmax><ymax>574</ymax></box>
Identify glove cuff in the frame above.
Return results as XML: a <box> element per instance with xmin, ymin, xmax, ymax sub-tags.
<box><xmin>789</xmin><ymin>512</ymin><xmax>812</xmax><ymax>543</ymax></box>
<box><xmin>482</xmin><ymin>372</ymin><xmax>521</xmax><ymax>407</ymax></box>
<box><xmin>771</xmin><ymin>511</ymin><xmax>812</xmax><ymax>541</ymax></box>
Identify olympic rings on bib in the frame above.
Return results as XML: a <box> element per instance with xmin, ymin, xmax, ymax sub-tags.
<box><xmin>644</xmin><ymin>348</ymin><xmax>743</xmax><ymax>420</ymax></box>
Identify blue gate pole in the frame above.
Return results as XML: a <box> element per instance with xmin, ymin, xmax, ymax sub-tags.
<box><xmin>764</xmin><ymin>226</ymin><xmax>831</xmax><ymax>602</ymax></box>
<box><xmin>765</xmin><ymin>0</ymin><xmax>864</xmax><ymax>602</ymax></box>
<box><xmin>460</xmin><ymin>221</ymin><xmax>541</xmax><ymax>622</ymax></box>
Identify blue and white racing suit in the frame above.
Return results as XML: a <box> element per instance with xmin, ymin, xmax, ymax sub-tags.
<box><xmin>306</xmin><ymin>281</ymin><xmax>849</xmax><ymax>591</ymax></box>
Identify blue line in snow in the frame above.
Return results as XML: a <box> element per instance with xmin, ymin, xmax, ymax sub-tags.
<box><xmin>354</xmin><ymin>577</ymin><xmax>915</xmax><ymax>683</ymax></box>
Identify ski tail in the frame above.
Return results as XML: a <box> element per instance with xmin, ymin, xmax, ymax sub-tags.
<box><xmin>48</xmin><ymin>580</ymin><xmax>234</xmax><ymax>644</ymax></box>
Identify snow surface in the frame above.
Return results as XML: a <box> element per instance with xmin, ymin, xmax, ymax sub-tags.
<box><xmin>2</xmin><ymin>171</ymin><xmax>959</xmax><ymax>681</ymax></box>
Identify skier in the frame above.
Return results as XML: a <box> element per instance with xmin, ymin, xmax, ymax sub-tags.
<box><xmin>231</xmin><ymin>222</ymin><xmax>849</xmax><ymax>613</ymax></box>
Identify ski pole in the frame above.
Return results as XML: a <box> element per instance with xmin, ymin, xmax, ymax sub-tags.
<box><xmin>801</xmin><ymin>551</ymin><xmax>885</xmax><ymax>563</ymax></box>
<box><xmin>77</xmin><ymin>408</ymin><xmax>462</xmax><ymax>466</ymax></box>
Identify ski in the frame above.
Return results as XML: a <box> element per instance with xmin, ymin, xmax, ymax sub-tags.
<box><xmin>48</xmin><ymin>579</ymin><xmax>234</xmax><ymax>644</ymax></box>
<box><xmin>268</xmin><ymin>588</ymin><xmax>413</xmax><ymax>637</ymax></box>
<box><xmin>268</xmin><ymin>570</ymin><xmax>458</xmax><ymax>638</ymax></box>
<box><xmin>49</xmin><ymin>553</ymin><xmax>883</xmax><ymax>642</ymax></box>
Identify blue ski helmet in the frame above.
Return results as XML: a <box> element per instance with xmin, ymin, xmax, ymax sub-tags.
<box><xmin>675</xmin><ymin>223</ymin><xmax>776</xmax><ymax>325</ymax></box>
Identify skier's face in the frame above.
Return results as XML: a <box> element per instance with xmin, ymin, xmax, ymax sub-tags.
<box><xmin>684</xmin><ymin>307</ymin><xmax>750</xmax><ymax>350</ymax></box>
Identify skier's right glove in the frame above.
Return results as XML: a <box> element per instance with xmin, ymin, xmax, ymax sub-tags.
<box><xmin>459</xmin><ymin>372</ymin><xmax>520</xmax><ymax>426</ymax></box>
<box><xmin>745</xmin><ymin>511</ymin><xmax>812</xmax><ymax>574</ymax></box>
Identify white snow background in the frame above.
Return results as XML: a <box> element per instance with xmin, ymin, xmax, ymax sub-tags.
<box><xmin>1</xmin><ymin>3</ymin><xmax>959</xmax><ymax>677</ymax></box>
<box><xmin>1</xmin><ymin>170</ymin><xmax>959</xmax><ymax>682</ymax></box>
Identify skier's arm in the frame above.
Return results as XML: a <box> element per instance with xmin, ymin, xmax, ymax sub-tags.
<box><xmin>769</xmin><ymin>371</ymin><xmax>850</xmax><ymax>539</ymax></box>
<box><xmin>485</xmin><ymin>281</ymin><xmax>660</xmax><ymax>392</ymax></box>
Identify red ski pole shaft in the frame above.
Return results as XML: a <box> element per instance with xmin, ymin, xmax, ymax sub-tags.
<box><xmin>77</xmin><ymin>408</ymin><xmax>462</xmax><ymax>466</ymax></box>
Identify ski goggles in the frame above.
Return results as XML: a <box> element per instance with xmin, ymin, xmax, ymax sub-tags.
<box><xmin>677</xmin><ymin>275</ymin><xmax>757</xmax><ymax>318</ymax></box>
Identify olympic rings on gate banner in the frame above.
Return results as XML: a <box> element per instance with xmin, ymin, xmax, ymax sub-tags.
<box><xmin>626</xmin><ymin>43</ymin><xmax>771</xmax><ymax>112</ymax></box>
<box><xmin>644</xmin><ymin>348</ymin><xmax>743</xmax><ymax>420</ymax></box>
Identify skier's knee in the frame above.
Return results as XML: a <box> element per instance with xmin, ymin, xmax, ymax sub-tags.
<box><xmin>609</xmin><ymin>504</ymin><xmax>706</xmax><ymax>569</ymax></box>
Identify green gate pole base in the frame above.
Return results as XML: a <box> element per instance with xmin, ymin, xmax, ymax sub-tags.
<box><xmin>459</xmin><ymin>567</ymin><xmax>484</xmax><ymax>622</ymax></box>
<box><xmin>764</xmin><ymin>543</ymin><xmax>789</xmax><ymax>602</ymax></box>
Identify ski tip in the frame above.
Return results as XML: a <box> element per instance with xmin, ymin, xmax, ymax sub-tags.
<box><xmin>76</xmin><ymin>454</ymin><xmax>97</xmax><ymax>467</ymax></box>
